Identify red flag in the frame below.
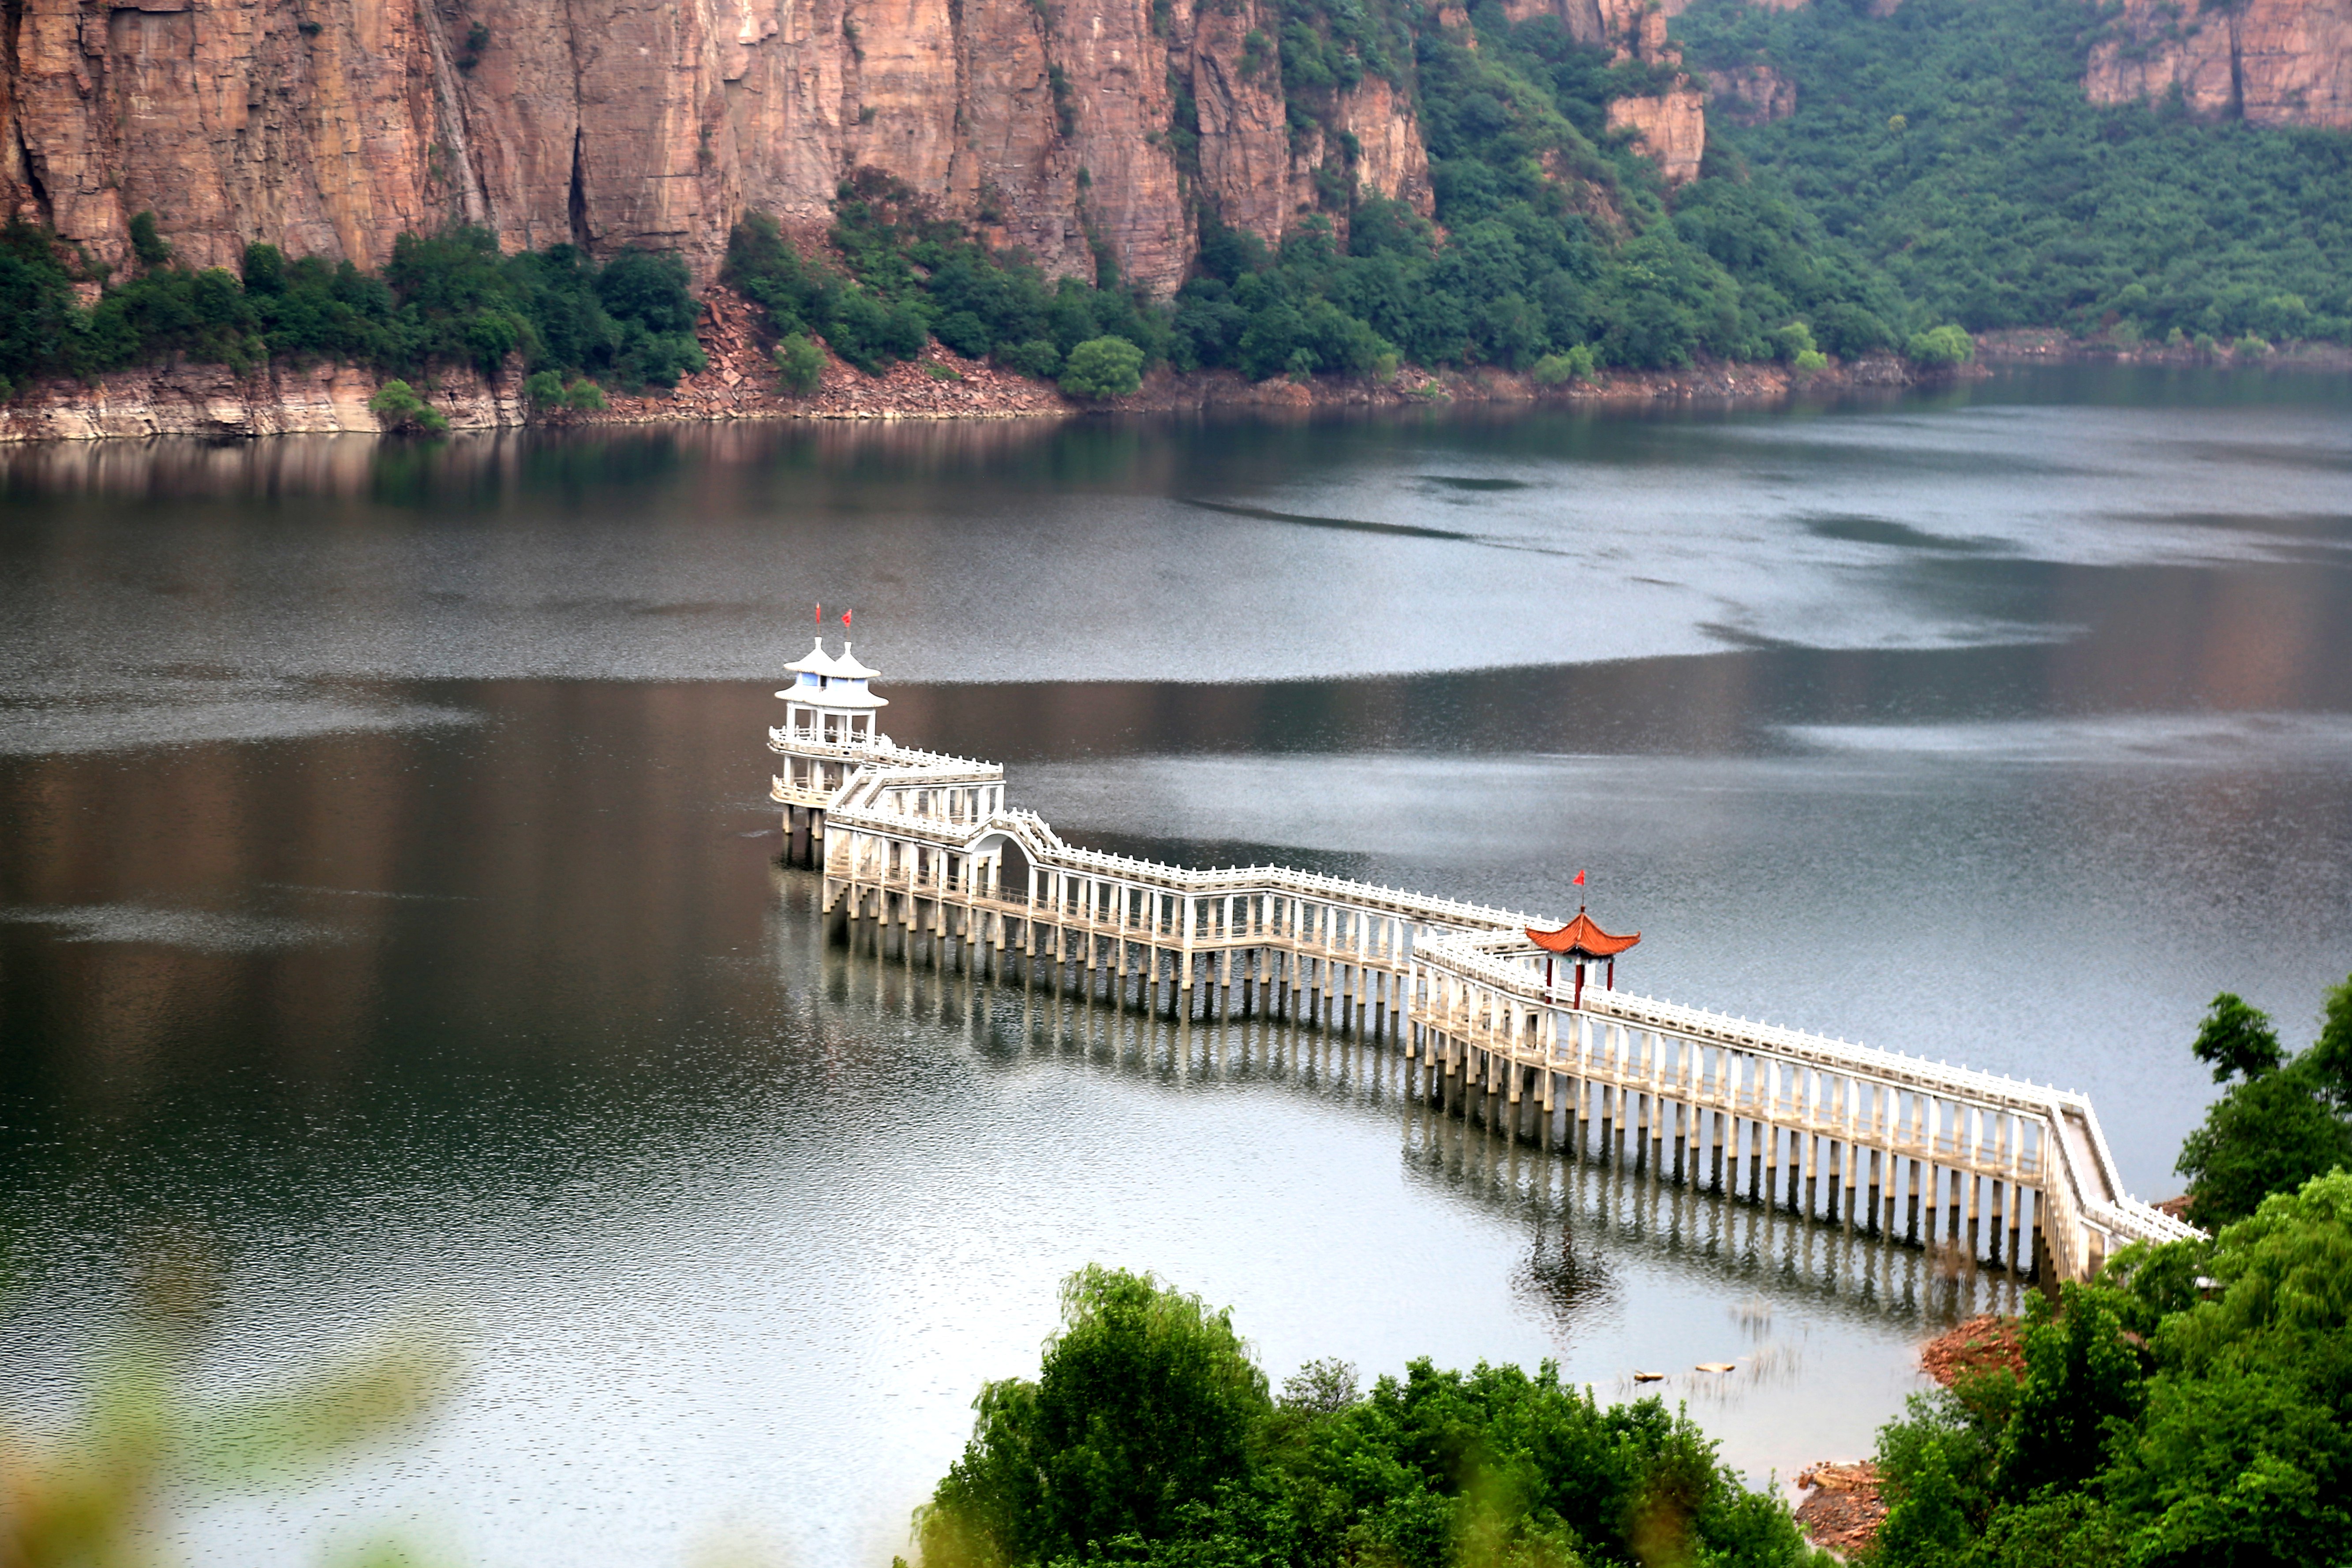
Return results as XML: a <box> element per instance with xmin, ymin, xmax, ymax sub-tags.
<box><xmin>841</xmin><ymin>608</ymin><xmax>853</xmax><ymax>629</ymax></box>
<box><xmin>815</xmin><ymin>603</ymin><xmax>822</xmax><ymax>625</ymax></box>
<box><xmin>1572</xmin><ymin>869</ymin><xmax>1586</xmax><ymax>886</ymax></box>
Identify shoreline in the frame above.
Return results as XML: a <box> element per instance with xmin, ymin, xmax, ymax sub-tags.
<box><xmin>8</xmin><ymin>296</ymin><xmax>2346</xmax><ymax>445</ymax></box>
<box><xmin>1792</xmin><ymin>1315</ymin><xmax>2027</xmax><ymax>1556</ymax></box>
<box><xmin>0</xmin><ymin>283</ymin><xmax>1932</xmax><ymax>444</ymax></box>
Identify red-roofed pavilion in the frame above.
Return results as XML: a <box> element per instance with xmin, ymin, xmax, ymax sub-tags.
<box><xmin>1527</xmin><ymin>907</ymin><xmax>1640</xmax><ymax>1008</ymax></box>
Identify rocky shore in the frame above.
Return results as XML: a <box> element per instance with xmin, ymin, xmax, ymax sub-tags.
<box><xmin>0</xmin><ymin>290</ymin><xmax>1937</xmax><ymax>444</ymax></box>
<box><xmin>1974</xmin><ymin>327</ymin><xmax>2352</xmax><ymax>370</ymax></box>
<box><xmin>1791</xmin><ymin>1315</ymin><xmax>2027</xmax><ymax>1557</ymax></box>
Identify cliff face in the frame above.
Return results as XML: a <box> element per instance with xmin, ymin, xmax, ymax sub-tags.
<box><xmin>0</xmin><ymin>0</ymin><xmax>1432</xmax><ymax>295</ymax></box>
<box><xmin>2086</xmin><ymin>0</ymin><xmax>2352</xmax><ymax>129</ymax></box>
<box><xmin>1507</xmin><ymin>0</ymin><xmax>1708</xmax><ymax>183</ymax></box>
<box><xmin>1704</xmin><ymin>64</ymin><xmax>1795</xmax><ymax>127</ymax></box>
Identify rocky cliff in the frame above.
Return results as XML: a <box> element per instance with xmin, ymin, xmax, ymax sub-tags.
<box><xmin>2086</xmin><ymin>0</ymin><xmax>2352</xmax><ymax>129</ymax></box>
<box><xmin>1504</xmin><ymin>0</ymin><xmax>1707</xmax><ymax>182</ymax></box>
<box><xmin>0</xmin><ymin>0</ymin><xmax>1440</xmax><ymax>295</ymax></box>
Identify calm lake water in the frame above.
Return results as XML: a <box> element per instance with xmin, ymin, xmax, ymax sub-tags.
<box><xmin>3</xmin><ymin>366</ymin><xmax>2349</xmax><ymax>1568</ymax></box>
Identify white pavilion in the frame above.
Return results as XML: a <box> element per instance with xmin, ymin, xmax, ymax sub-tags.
<box><xmin>778</xmin><ymin>637</ymin><xmax>887</xmax><ymax>745</ymax></box>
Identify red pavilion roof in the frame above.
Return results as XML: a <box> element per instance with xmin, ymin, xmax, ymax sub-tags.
<box><xmin>1527</xmin><ymin>909</ymin><xmax>1641</xmax><ymax>959</ymax></box>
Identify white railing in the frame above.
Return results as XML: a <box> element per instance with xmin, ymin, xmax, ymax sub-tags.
<box><xmin>769</xmin><ymin>714</ymin><xmax>2202</xmax><ymax>1274</ymax></box>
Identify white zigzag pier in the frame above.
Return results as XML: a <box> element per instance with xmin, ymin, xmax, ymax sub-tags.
<box><xmin>767</xmin><ymin>637</ymin><xmax>2201</xmax><ymax>1284</ymax></box>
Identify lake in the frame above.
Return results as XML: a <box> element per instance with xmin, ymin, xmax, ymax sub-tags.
<box><xmin>2</xmin><ymin>365</ymin><xmax>2348</xmax><ymax>1568</ymax></box>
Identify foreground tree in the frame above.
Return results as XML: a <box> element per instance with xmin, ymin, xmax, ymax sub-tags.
<box><xmin>919</xmin><ymin>1267</ymin><xmax>1828</xmax><ymax>1568</ymax></box>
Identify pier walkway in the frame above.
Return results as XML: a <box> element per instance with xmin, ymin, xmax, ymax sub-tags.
<box><xmin>767</xmin><ymin>643</ymin><xmax>2198</xmax><ymax>1284</ymax></box>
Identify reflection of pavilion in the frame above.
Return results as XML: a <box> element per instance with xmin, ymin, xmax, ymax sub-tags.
<box><xmin>764</xmin><ymin>636</ymin><xmax>2199</xmax><ymax>1284</ymax></box>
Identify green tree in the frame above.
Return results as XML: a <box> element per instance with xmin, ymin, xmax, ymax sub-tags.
<box><xmin>127</xmin><ymin>210</ymin><xmax>173</xmax><ymax>267</ymax></box>
<box><xmin>1531</xmin><ymin>345</ymin><xmax>1597</xmax><ymax>385</ymax></box>
<box><xmin>1058</xmin><ymin>335</ymin><xmax>1145</xmax><ymax>398</ymax></box>
<box><xmin>1905</xmin><ymin>325</ymin><xmax>1974</xmax><ymax>367</ymax></box>
<box><xmin>1991</xmin><ymin>1284</ymin><xmax>2145</xmax><ymax>1501</ymax></box>
<box><xmin>923</xmin><ymin>1267</ymin><xmax>1271</xmax><ymax>1566</ymax></box>
<box><xmin>2191</xmin><ymin>994</ymin><xmax>2283</xmax><ymax>1083</ymax></box>
<box><xmin>2308</xmin><ymin>975</ymin><xmax>2352</xmax><ymax>1108</ymax></box>
<box><xmin>2176</xmin><ymin>985</ymin><xmax>2352</xmax><ymax>1227</ymax></box>
<box><xmin>996</xmin><ymin>339</ymin><xmax>1062</xmax><ymax>378</ymax></box>
<box><xmin>774</xmin><ymin>331</ymin><xmax>826</xmax><ymax>394</ymax></box>
<box><xmin>367</xmin><ymin>379</ymin><xmax>448</xmax><ymax>434</ymax></box>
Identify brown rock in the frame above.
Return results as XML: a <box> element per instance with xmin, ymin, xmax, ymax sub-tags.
<box><xmin>1793</xmin><ymin>1462</ymin><xmax>1887</xmax><ymax>1557</ymax></box>
<box><xmin>1921</xmin><ymin>1314</ymin><xmax>2025</xmax><ymax>1385</ymax></box>
<box><xmin>0</xmin><ymin>0</ymin><xmax>1205</xmax><ymax>292</ymax></box>
<box><xmin>1607</xmin><ymin>87</ymin><xmax>1706</xmax><ymax>184</ymax></box>
<box><xmin>1190</xmin><ymin>0</ymin><xmax>1293</xmax><ymax>245</ymax></box>
<box><xmin>2087</xmin><ymin>0</ymin><xmax>2352</xmax><ymax>128</ymax></box>
<box><xmin>1704</xmin><ymin>63</ymin><xmax>1795</xmax><ymax>127</ymax></box>
<box><xmin>1333</xmin><ymin>73</ymin><xmax>1434</xmax><ymax>216</ymax></box>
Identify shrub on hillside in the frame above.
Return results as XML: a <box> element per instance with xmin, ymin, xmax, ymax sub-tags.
<box><xmin>774</xmin><ymin>332</ymin><xmax>826</xmax><ymax>394</ymax></box>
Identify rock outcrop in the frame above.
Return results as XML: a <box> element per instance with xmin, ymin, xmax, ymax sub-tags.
<box><xmin>0</xmin><ymin>0</ymin><xmax>1447</xmax><ymax>295</ymax></box>
<box><xmin>1703</xmin><ymin>63</ymin><xmax>1796</xmax><ymax>126</ymax></box>
<box><xmin>1502</xmin><ymin>0</ymin><xmax>1709</xmax><ymax>183</ymax></box>
<box><xmin>2086</xmin><ymin>0</ymin><xmax>2352</xmax><ymax>129</ymax></box>
<box><xmin>1606</xmin><ymin>88</ymin><xmax>1706</xmax><ymax>183</ymax></box>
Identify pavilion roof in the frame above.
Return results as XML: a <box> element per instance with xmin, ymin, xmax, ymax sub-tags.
<box><xmin>785</xmin><ymin>637</ymin><xmax>846</xmax><ymax>677</ymax></box>
<box><xmin>1526</xmin><ymin>909</ymin><xmax>1641</xmax><ymax>959</ymax></box>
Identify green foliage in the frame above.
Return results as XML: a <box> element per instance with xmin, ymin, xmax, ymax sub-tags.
<box><xmin>1873</xmin><ymin>1163</ymin><xmax>2352</xmax><ymax>1564</ymax></box>
<box><xmin>128</xmin><ymin>210</ymin><xmax>174</xmax><ymax>267</ymax></box>
<box><xmin>1674</xmin><ymin>0</ymin><xmax>2352</xmax><ymax>345</ymax></box>
<box><xmin>2176</xmin><ymin>1058</ymin><xmax>2352</xmax><ymax>1228</ymax></box>
<box><xmin>366</xmin><ymin>379</ymin><xmax>447</xmax><ymax>434</ymax></box>
<box><xmin>726</xmin><ymin>178</ymin><xmax>1167</xmax><ymax>378</ymax></box>
<box><xmin>774</xmin><ymin>331</ymin><xmax>826</xmax><ymax>394</ymax></box>
<box><xmin>1530</xmin><ymin>344</ymin><xmax>1596</xmax><ymax>384</ymax></box>
<box><xmin>1769</xmin><ymin>320</ymin><xmax>1816</xmax><ymax>362</ymax></box>
<box><xmin>1058</xmin><ymin>335</ymin><xmax>1146</xmax><ymax>397</ymax></box>
<box><xmin>2312</xmin><ymin>977</ymin><xmax>2352</xmax><ymax>1110</ymax></box>
<box><xmin>456</xmin><ymin>19</ymin><xmax>490</xmax><ymax>72</ymax></box>
<box><xmin>524</xmin><ymin>368</ymin><xmax>606</xmax><ymax>415</ymax></box>
<box><xmin>1792</xmin><ymin>348</ymin><xmax>1827</xmax><ymax>372</ymax></box>
<box><xmin>1991</xmin><ymin>1286</ymin><xmax>2145</xmax><ymax>1501</ymax></box>
<box><xmin>1904</xmin><ymin>324</ymin><xmax>1974</xmax><ymax>367</ymax></box>
<box><xmin>0</xmin><ymin>219</ymin><xmax>703</xmax><ymax>399</ymax></box>
<box><xmin>2192</xmin><ymin>993</ymin><xmax>2286</xmax><ymax>1084</ymax></box>
<box><xmin>923</xmin><ymin>1267</ymin><xmax>1272</xmax><ymax>1564</ymax></box>
<box><xmin>997</xmin><ymin>339</ymin><xmax>1063</xmax><ymax>378</ymax></box>
<box><xmin>2175</xmin><ymin>983</ymin><xmax>2352</xmax><ymax>1228</ymax></box>
<box><xmin>1157</xmin><ymin>4</ymin><xmax>1908</xmax><ymax>382</ymax></box>
<box><xmin>921</xmin><ymin>1267</ymin><xmax>1827</xmax><ymax>1568</ymax></box>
